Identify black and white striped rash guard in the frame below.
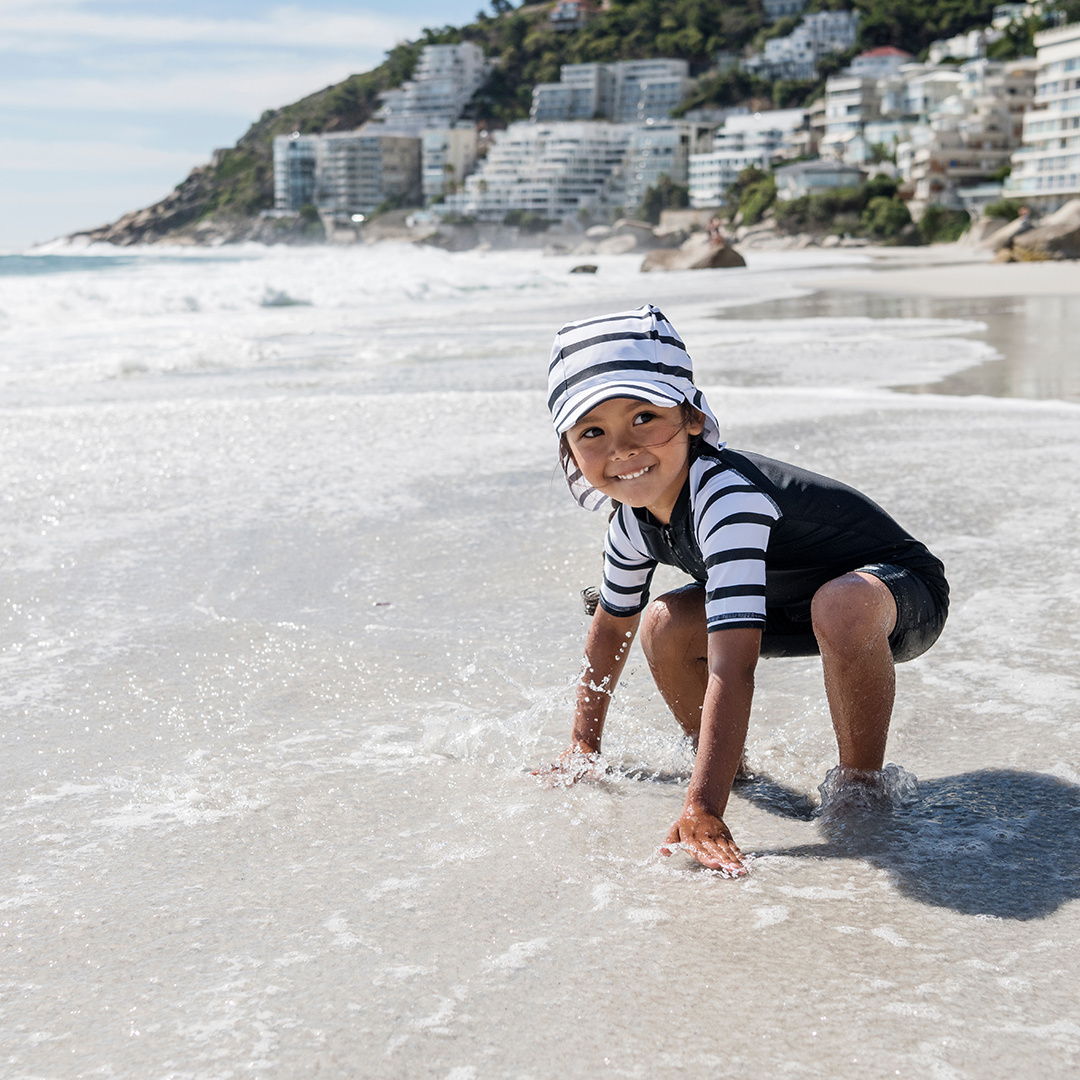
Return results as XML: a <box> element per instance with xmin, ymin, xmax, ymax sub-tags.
<box><xmin>598</xmin><ymin>446</ymin><xmax>948</xmax><ymax>633</ymax></box>
<box><xmin>601</xmin><ymin>451</ymin><xmax>781</xmax><ymax>632</ymax></box>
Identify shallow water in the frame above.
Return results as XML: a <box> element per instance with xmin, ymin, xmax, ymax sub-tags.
<box><xmin>722</xmin><ymin>289</ymin><xmax>1080</xmax><ymax>403</ymax></box>
<box><xmin>1</xmin><ymin>246</ymin><xmax>1078</xmax><ymax>1078</ymax></box>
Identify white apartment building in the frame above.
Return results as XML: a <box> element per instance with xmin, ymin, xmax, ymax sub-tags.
<box><xmin>744</xmin><ymin>10</ymin><xmax>860</xmax><ymax>81</ymax></box>
<box><xmin>774</xmin><ymin>159</ymin><xmax>866</xmax><ymax>199</ymax></box>
<box><xmin>530</xmin><ymin>59</ymin><xmax>692</xmax><ymax>123</ymax></box>
<box><xmin>903</xmin><ymin>67</ymin><xmax>966</xmax><ymax>115</ymax></box>
<box><xmin>620</xmin><ymin>121</ymin><xmax>715</xmax><ymax>210</ymax></box>
<box><xmin>748</xmin><ymin>30</ymin><xmax>819</xmax><ymax>81</ymax></box>
<box><xmin>763</xmin><ymin>0</ymin><xmax>807</xmax><ymax>22</ymax></box>
<box><xmin>375</xmin><ymin>43</ymin><xmax>492</xmax><ymax>133</ymax></box>
<box><xmin>273</xmin><ymin>129</ymin><xmax>422</xmax><ymax>218</ymax></box>
<box><xmin>897</xmin><ymin>58</ymin><xmax>1035</xmax><ymax>209</ymax></box>
<box><xmin>689</xmin><ymin>109</ymin><xmax>808</xmax><ymax>207</ymax></box>
<box><xmin>531</xmin><ymin>63</ymin><xmax>609</xmax><ymax>121</ymax></box>
<box><xmin>848</xmin><ymin>46</ymin><xmax>913</xmax><ymax>80</ymax></box>
<box><xmin>1004</xmin><ymin>21</ymin><xmax>1080</xmax><ymax>209</ymax></box>
<box><xmin>549</xmin><ymin>0</ymin><xmax>598</xmax><ymax>31</ymax></box>
<box><xmin>442</xmin><ymin>121</ymin><xmax>634</xmax><ymax>222</ymax></box>
<box><xmin>631</xmin><ymin>63</ymin><xmax>693</xmax><ymax>123</ymax></box>
<box><xmin>821</xmin><ymin>75</ymin><xmax>882</xmax><ymax>162</ymax></box>
<box><xmin>928</xmin><ymin>27</ymin><xmax>1004</xmax><ymax>65</ymax></box>
<box><xmin>421</xmin><ymin>126</ymin><xmax>478</xmax><ymax>201</ymax></box>
<box><xmin>313</xmin><ymin>130</ymin><xmax>421</xmax><ymax>218</ymax></box>
<box><xmin>822</xmin><ymin>53</ymin><xmax>1026</xmax><ymax>171</ymax></box>
<box><xmin>273</xmin><ymin>133</ymin><xmax>320</xmax><ymax>210</ymax></box>
<box><xmin>992</xmin><ymin>2</ymin><xmax>1044</xmax><ymax>28</ymax></box>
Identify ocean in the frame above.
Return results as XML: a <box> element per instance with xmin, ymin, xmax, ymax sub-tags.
<box><xmin>1</xmin><ymin>243</ymin><xmax>1078</xmax><ymax>1078</ymax></box>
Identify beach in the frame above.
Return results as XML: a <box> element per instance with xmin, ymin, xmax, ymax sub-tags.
<box><xmin>1</xmin><ymin>243</ymin><xmax>1078</xmax><ymax>1078</ymax></box>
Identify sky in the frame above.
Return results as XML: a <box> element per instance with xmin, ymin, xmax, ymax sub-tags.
<box><xmin>0</xmin><ymin>0</ymin><xmax>492</xmax><ymax>250</ymax></box>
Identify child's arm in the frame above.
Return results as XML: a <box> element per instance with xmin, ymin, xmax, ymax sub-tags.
<box><xmin>570</xmin><ymin>606</ymin><xmax>642</xmax><ymax>752</ymax></box>
<box><xmin>661</xmin><ymin>627</ymin><xmax>760</xmax><ymax>875</ymax></box>
<box><xmin>536</xmin><ymin>606</ymin><xmax>641</xmax><ymax>777</ymax></box>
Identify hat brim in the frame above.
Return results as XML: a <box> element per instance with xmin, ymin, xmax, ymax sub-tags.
<box><xmin>553</xmin><ymin>380</ymin><xmax>686</xmax><ymax>434</ymax></box>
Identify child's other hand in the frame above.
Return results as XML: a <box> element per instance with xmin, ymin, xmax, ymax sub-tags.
<box><xmin>660</xmin><ymin>806</ymin><xmax>747</xmax><ymax>876</ymax></box>
<box><xmin>531</xmin><ymin>746</ymin><xmax>604</xmax><ymax>787</ymax></box>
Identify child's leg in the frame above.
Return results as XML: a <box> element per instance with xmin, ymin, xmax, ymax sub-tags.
<box><xmin>810</xmin><ymin>571</ymin><xmax>898</xmax><ymax>772</ymax></box>
<box><xmin>639</xmin><ymin>584</ymin><xmax>708</xmax><ymax>740</ymax></box>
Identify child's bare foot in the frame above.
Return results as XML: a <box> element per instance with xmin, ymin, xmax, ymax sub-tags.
<box><xmin>734</xmin><ymin>757</ymin><xmax>754</xmax><ymax>782</ymax></box>
<box><xmin>816</xmin><ymin>764</ymin><xmax>918</xmax><ymax>825</ymax></box>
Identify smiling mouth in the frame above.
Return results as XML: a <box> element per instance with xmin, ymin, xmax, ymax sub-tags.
<box><xmin>613</xmin><ymin>464</ymin><xmax>652</xmax><ymax>481</ymax></box>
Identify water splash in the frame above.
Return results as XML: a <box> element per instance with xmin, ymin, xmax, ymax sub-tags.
<box><xmin>816</xmin><ymin>763</ymin><xmax>920</xmax><ymax>826</ymax></box>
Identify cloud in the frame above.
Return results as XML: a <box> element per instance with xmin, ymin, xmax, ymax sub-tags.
<box><xmin>0</xmin><ymin>2</ymin><xmax>422</xmax><ymax>116</ymax></box>
<box><xmin>0</xmin><ymin>1</ymin><xmax>417</xmax><ymax>51</ymax></box>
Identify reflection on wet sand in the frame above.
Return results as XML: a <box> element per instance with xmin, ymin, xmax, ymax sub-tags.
<box><xmin>720</xmin><ymin>290</ymin><xmax>1080</xmax><ymax>403</ymax></box>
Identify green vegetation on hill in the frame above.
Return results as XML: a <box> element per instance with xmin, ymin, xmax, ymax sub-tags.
<box><xmin>726</xmin><ymin>166</ymin><xmax>971</xmax><ymax>244</ymax></box>
<box><xmin>855</xmin><ymin>0</ymin><xmax>995</xmax><ymax>54</ymax></box>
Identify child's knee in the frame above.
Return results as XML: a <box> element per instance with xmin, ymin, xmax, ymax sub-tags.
<box><xmin>640</xmin><ymin>586</ymin><xmax>704</xmax><ymax>662</ymax></box>
<box><xmin>640</xmin><ymin>596</ymin><xmax>677</xmax><ymax>661</ymax></box>
<box><xmin>811</xmin><ymin>573</ymin><xmax>896</xmax><ymax>650</ymax></box>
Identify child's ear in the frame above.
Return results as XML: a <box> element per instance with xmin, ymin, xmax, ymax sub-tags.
<box><xmin>686</xmin><ymin>408</ymin><xmax>705</xmax><ymax>436</ymax></box>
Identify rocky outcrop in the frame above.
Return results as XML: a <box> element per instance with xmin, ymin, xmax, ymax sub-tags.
<box><xmin>640</xmin><ymin>233</ymin><xmax>746</xmax><ymax>271</ymax></box>
<box><xmin>978</xmin><ymin>213</ymin><xmax>1035</xmax><ymax>254</ymax></box>
<box><xmin>66</xmin><ymin>163</ymin><xmax>326</xmax><ymax>247</ymax></box>
<box><xmin>70</xmin><ymin>167</ymin><xmax>219</xmax><ymax>246</ymax></box>
<box><xmin>1011</xmin><ymin>199</ymin><xmax>1080</xmax><ymax>261</ymax></box>
<box><xmin>570</xmin><ymin>219</ymin><xmax>685</xmax><ymax>255</ymax></box>
<box><xmin>958</xmin><ymin>215</ymin><xmax>1009</xmax><ymax>247</ymax></box>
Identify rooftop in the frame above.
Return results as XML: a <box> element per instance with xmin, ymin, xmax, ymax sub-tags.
<box><xmin>857</xmin><ymin>46</ymin><xmax>914</xmax><ymax>58</ymax></box>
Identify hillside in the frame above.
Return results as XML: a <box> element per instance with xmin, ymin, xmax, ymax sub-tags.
<box><xmin>73</xmin><ymin>0</ymin><xmax>1049</xmax><ymax>245</ymax></box>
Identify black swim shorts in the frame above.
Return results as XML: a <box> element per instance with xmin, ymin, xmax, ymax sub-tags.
<box><xmin>759</xmin><ymin>562</ymin><xmax>949</xmax><ymax>663</ymax></box>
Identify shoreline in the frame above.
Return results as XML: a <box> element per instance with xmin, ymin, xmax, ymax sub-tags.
<box><xmin>726</xmin><ymin>250</ymin><xmax>1080</xmax><ymax>404</ymax></box>
<box><xmin>796</xmin><ymin>245</ymin><xmax>1080</xmax><ymax>297</ymax></box>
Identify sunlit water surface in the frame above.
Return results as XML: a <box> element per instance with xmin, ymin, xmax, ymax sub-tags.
<box><xmin>1</xmin><ymin>245</ymin><xmax>1078</xmax><ymax>1078</ymax></box>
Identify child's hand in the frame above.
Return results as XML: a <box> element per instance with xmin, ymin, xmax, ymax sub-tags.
<box><xmin>660</xmin><ymin>805</ymin><xmax>747</xmax><ymax>876</ymax></box>
<box><xmin>531</xmin><ymin>746</ymin><xmax>604</xmax><ymax>787</ymax></box>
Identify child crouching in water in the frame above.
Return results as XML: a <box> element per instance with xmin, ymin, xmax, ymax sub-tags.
<box><xmin>540</xmin><ymin>305</ymin><xmax>948</xmax><ymax>875</ymax></box>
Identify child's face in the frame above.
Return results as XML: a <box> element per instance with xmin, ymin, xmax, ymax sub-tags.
<box><xmin>566</xmin><ymin>397</ymin><xmax>702</xmax><ymax>523</ymax></box>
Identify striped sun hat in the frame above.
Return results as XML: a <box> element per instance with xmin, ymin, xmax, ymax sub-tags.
<box><xmin>547</xmin><ymin>304</ymin><xmax>722</xmax><ymax>510</ymax></box>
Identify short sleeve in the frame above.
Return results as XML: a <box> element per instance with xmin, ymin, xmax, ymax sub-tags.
<box><xmin>598</xmin><ymin>504</ymin><xmax>657</xmax><ymax>618</ymax></box>
<box><xmin>692</xmin><ymin>459</ymin><xmax>780</xmax><ymax>632</ymax></box>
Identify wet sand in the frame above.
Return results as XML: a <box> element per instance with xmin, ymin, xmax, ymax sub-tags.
<box><xmin>802</xmin><ymin>246</ymin><xmax>1080</xmax><ymax>300</ymax></box>
<box><xmin>724</xmin><ymin>251</ymin><xmax>1080</xmax><ymax>403</ymax></box>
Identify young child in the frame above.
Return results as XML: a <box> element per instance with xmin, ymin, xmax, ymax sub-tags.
<box><xmin>541</xmin><ymin>304</ymin><xmax>948</xmax><ymax>875</ymax></box>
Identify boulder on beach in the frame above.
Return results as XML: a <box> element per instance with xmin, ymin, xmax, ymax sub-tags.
<box><xmin>1011</xmin><ymin>199</ymin><xmax>1080</xmax><ymax>261</ymax></box>
<box><xmin>422</xmin><ymin>222</ymin><xmax>480</xmax><ymax>251</ymax></box>
<box><xmin>959</xmin><ymin>216</ymin><xmax>1009</xmax><ymax>247</ymax></box>
<box><xmin>977</xmin><ymin>213</ymin><xmax>1034</xmax><ymax>253</ymax></box>
<box><xmin>574</xmin><ymin>218</ymin><xmax>677</xmax><ymax>255</ymax></box>
<box><xmin>640</xmin><ymin>233</ymin><xmax>746</xmax><ymax>272</ymax></box>
<box><xmin>652</xmin><ymin>226</ymin><xmax>689</xmax><ymax>249</ymax></box>
<box><xmin>593</xmin><ymin>234</ymin><xmax>640</xmax><ymax>255</ymax></box>
<box><xmin>611</xmin><ymin>218</ymin><xmax>661</xmax><ymax>248</ymax></box>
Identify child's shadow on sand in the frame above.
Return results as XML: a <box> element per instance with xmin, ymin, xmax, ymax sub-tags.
<box><xmin>735</xmin><ymin>768</ymin><xmax>1080</xmax><ymax>920</ymax></box>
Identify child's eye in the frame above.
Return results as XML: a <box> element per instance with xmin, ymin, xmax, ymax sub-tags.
<box><xmin>633</xmin><ymin>411</ymin><xmax>656</xmax><ymax>425</ymax></box>
<box><xmin>579</xmin><ymin>426</ymin><xmax>603</xmax><ymax>439</ymax></box>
